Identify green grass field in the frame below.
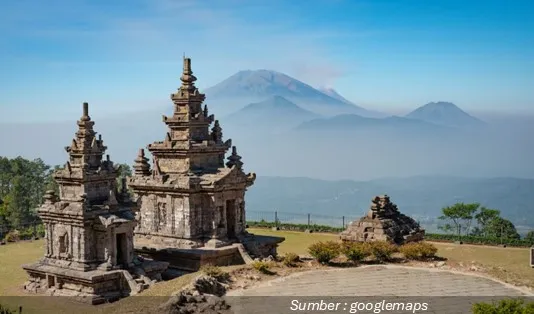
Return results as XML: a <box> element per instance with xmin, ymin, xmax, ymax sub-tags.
<box><xmin>0</xmin><ymin>229</ymin><xmax>532</xmax><ymax>312</ymax></box>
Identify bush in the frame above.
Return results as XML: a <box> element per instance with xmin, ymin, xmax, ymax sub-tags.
<box><xmin>252</xmin><ymin>261</ymin><xmax>273</xmax><ymax>274</ymax></box>
<box><xmin>472</xmin><ymin>298</ymin><xmax>534</xmax><ymax>314</ymax></box>
<box><xmin>308</xmin><ymin>241</ymin><xmax>341</xmax><ymax>264</ymax></box>
<box><xmin>200</xmin><ymin>265</ymin><xmax>230</xmax><ymax>282</ymax></box>
<box><xmin>368</xmin><ymin>241</ymin><xmax>398</xmax><ymax>263</ymax></box>
<box><xmin>399</xmin><ymin>242</ymin><xmax>438</xmax><ymax>260</ymax></box>
<box><xmin>0</xmin><ymin>304</ymin><xmax>17</xmax><ymax>314</ymax></box>
<box><xmin>282</xmin><ymin>253</ymin><xmax>301</xmax><ymax>267</ymax></box>
<box><xmin>342</xmin><ymin>242</ymin><xmax>372</xmax><ymax>264</ymax></box>
<box><xmin>5</xmin><ymin>230</ymin><xmax>19</xmax><ymax>242</ymax></box>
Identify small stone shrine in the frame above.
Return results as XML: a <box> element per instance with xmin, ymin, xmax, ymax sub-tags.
<box><xmin>22</xmin><ymin>103</ymin><xmax>168</xmax><ymax>304</ymax></box>
<box><xmin>129</xmin><ymin>57</ymin><xmax>284</xmax><ymax>269</ymax></box>
<box><xmin>340</xmin><ymin>195</ymin><xmax>425</xmax><ymax>244</ymax></box>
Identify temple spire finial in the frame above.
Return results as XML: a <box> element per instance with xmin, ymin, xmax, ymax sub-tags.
<box><xmin>180</xmin><ymin>56</ymin><xmax>197</xmax><ymax>90</ymax></box>
<box><xmin>226</xmin><ymin>146</ymin><xmax>243</xmax><ymax>169</ymax></box>
<box><xmin>81</xmin><ymin>102</ymin><xmax>90</xmax><ymax>121</ymax></box>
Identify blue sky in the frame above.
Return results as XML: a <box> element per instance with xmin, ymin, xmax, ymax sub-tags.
<box><xmin>1</xmin><ymin>0</ymin><xmax>533</xmax><ymax>122</ymax></box>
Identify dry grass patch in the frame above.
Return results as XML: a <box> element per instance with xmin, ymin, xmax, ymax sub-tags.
<box><xmin>0</xmin><ymin>240</ymin><xmax>44</xmax><ymax>296</ymax></box>
<box><xmin>247</xmin><ymin>228</ymin><xmax>338</xmax><ymax>256</ymax></box>
<box><xmin>430</xmin><ymin>241</ymin><xmax>534</xmax><ymax>288</ymax></box>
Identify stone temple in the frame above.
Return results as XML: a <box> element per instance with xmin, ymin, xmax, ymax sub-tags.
<box><xmin>340</xmin><ymin>195</ymin><xmax>425</xmax><ymax>245</ymax></box>
<box><xmin>22</xmin><ymin>103</ymin><xmax>168</xmax><ymax>304</ymax></box>
<box><xmin>130</xmin><ymin>57</ymin><xmax>283</xmax><ymax>269</ymax></box>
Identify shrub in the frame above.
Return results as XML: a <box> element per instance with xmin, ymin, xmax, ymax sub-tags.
<box><xmin>200</xmin><ymin>265</ymin><xmax>230</xmax><ymax>282</ymax></box>
<box><xmin>5</xmin><ymin>230</ymin><xmax>19</xmax><ymax>242</ymax></box>
<box><xmin>368</xmin><ymin>241</ymin><xmax>397</xmax><ymax>263</ymax></box>
<box><xmin>400</xmin><ymin>242</ymin><xmax>438</xmax><ymax>260</ymax></box>
<box><xmin>308</xmin><ymin>241</ymin><xmax>341</xmax><ymax>264</ymax></box>
<box><xmin>252</xmin><ymin>261</ymin><xmax>273</xmax><ymax>274</ymax></box>
<box><xmin>472</xmin><ymin>298</ymin><xmax>534</xmax><ymax>314</ymax></box>
<box><xmin>0</xmin><ymin>304</ymin><xmax>17</xmax><ymax>314</ymax></box>
<box><xmin>282</xmin><ymin>253</ymin><xmax>301</xmax><ymax>267</ymax></box>
<box><xmin>342</xmin><ymin>242</ymin><xmax>372</xmax><ymax>264</ymax></box>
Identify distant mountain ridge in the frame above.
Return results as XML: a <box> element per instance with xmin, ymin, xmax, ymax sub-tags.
<box><xmin>203</xmin><ymin>70</ymin><xmax>384</xmax><ymax>118</ymax></box>
<box><xmin>224</xmin><ymin>95</ymin><xmax>320</xmax><ymax>132</ymax></box>
<box><xmin>294</xmin><ymin>113</ymin><xmax>452</xmax><ymax>134</ymax></box>
<box><xmin>406</xmin><ymin>101</ymin><xmax>484</xmax><ymax>127</ymax></box>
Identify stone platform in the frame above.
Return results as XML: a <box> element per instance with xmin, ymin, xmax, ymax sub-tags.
<box><xmin>22</xmin><ymin>259</ymin><xmax>168</xmax><ymax>305</ymax></box>
<box><xmin>135</xmin><ymin>245</ymin><xmax>246</xmax><ymax>272</ymax></box>
<box><xmin>22</xmin><ymin>262</ymin><xmax>127</xmax><ymax>305</ymax></box>
<box><xmin>135</xmin><ymin>233</ymin><xmax>285</xmax><ymax>271</ymax></box>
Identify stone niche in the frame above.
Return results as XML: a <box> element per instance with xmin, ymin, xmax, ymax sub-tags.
<box><xmin>340</xmin><ymin>195</ymin><xmax>425</xmax><ymax>245</ymax></box>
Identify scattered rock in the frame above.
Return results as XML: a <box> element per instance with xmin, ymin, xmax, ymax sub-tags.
<box><xmin>305</xmin><ymin>229</ymin><xmax>313</xmax><ymax>233</ymax></box>
<box><xmin>470</xmin><ymin>266</ymin><xmax>479</xmax><ymax>272</ymax></box>
<box><xmin>263</xmin><ymin>255</ymin><xmax>275</xmax><ymax>262</ymax></box>
<box><xmin>271</xmin><ymin>227</ymin><xmax>280</xmax><ymax>231</ymax></box>
<box><xmin>0</xmin><ymin>240</ymin><xmax>5</xmax><ymax>245</ymax></box>
<box><xmin>193</xmin><ymin>275</ymin><xmax>227</xmax><ymax>297</ymax></box>
<box><xmin>246</xmin><ymin>275</ymin><xmax>260</xmax><ymax>281</ymax></box>
<box><xmin>436</xmin><ymin>261</ymin><xmax>446</xmax><ymax>267</ymax></box>
<box><xmin>158</xmin><ymin>290</ymin><xmax>232</xmax><ymax>314</ymax></box>
<box><xmin>158</xmin><ymin>275</ymin><xmax>233</xmax><ymax>314</ymax></box>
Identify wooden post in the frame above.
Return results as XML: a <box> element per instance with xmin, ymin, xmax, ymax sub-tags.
<box><xmin>342</xmin><ymin>216</ymin><xmax>345</xmax><ymax>229</ymax></box>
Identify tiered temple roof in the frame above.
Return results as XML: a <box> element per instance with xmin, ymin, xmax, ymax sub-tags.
<box><xmin>130</xmin><ymin>57</ymin><xmax>255</xmax><ymax>190</ymax></box>
<box><xmin>41</xmin><ymin>102</ymin><xmax>134</xmax><ymax>219</ymax></box>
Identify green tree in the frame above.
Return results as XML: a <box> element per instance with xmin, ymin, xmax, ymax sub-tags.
<box><xmin>44</xmin><ymin>165</ymin><xmax>62</xmax><ymax>195</ymax></box>
<box><xmin>438</xmin><ymin>202</ymin><xmax>480</xmax><ymax>237</ymax></box>
<box><xmin>474</xmin><ymin>207</ymin><xmax>501</xmax><ymax>237</ymax></box>
<box><xmin>524</xmin><ymin>231</ymin><xmax>534</xmax><ymax>245</ymax></box>
<box><xmin>0</xmin><ymin>157</ymin><xmax>51</xmax><ymax>228</ymax></box>
<box><xmin>485</xmin><ymin>217</ymin><xmax>520</xmax><ymax>241</ymax></box>
<box><xmin>116</xmin><ymin>163</ymin><xmax>133</xmax><ymax>195</ymax></box>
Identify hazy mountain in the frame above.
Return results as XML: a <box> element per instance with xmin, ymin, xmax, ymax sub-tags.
<box><xmin>203</xmin><ymin>70</ymin><xmax>382</xmax><ymax>117</ymax></box>
<box><xmin>318</xmin><ymin>87</ymin><xmax>353</xmax><ymax>105</ymax></box>
<box><xmin>294</xmin><ymin>114</ymin><xmax>451</xmax><ymax>135</ymax></box>
<box><xmin>246</xmin><ymin>176</ymin><xmax>534</xmax><ymax>231</ymax></box>
<box><xmin>406</xmin><ymin>101</ymin><xmax>484</xmax><ymax>127</ymax></box>
<box><xmin>224</xmin><ymin>95</ymin><xmax>320</xmax><ymax>133</ymax></box>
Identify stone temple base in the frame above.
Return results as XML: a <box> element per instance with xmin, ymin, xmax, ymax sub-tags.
<box><xmin>134</xmin><ymin>233</ymin><xmax>285</xmax><ymax>271</ymax></box>
<box><xmin>134</xmin><ymin>233</ymin><xmax>206</xmax><ymax>249</ymax></box>
<box><xmin>135</xmin><ymin>244</ymin><xmax>245</xmax><ymax>272</ymax></box>
<box><xmin>22</xmin><ymin>259</ymin><xmax>168</xmax><ymax>305</ymax></box>
<box><xmin>237</xmin><ymin>233</ymin><xmax>285</xmax><ymax>259</ymax></box>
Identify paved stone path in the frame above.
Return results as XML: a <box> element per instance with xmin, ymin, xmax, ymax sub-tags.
<box><xmin>225</xmin><ymin>265</ymin><xmax>534</xmax><ymax>314</ymax></box>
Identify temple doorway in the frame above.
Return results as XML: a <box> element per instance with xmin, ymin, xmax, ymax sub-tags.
<box><xmin>226</xmin><ymin>199</ymin><xmax>236</xmax><ymax>239</ymax></box>
<box><xmin>116</xmin><ymin>233</ymin><xmax>128</xmax><ymax>267</ymax></box>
